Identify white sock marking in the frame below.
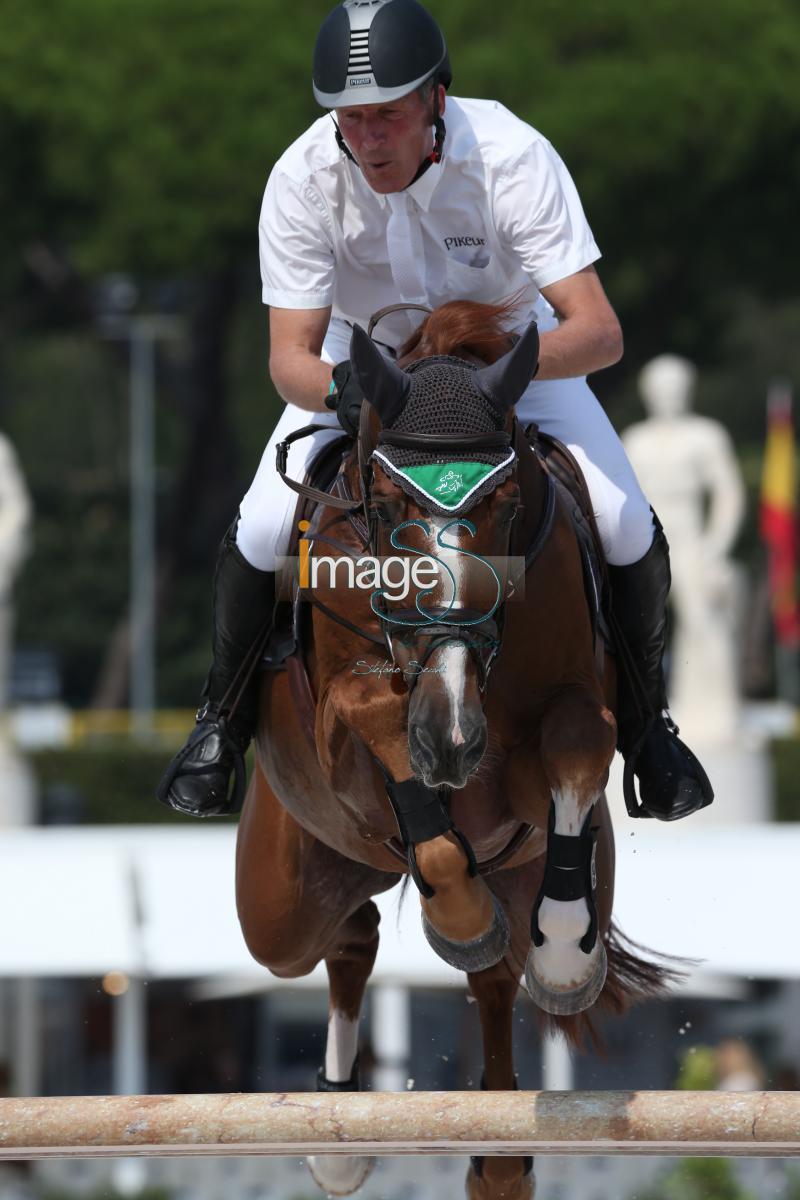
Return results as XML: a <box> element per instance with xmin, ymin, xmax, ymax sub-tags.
<box><xmin>552</xmin><ymin>784</ymin><xmax>593</xmax><ymax>836</ymax></box>
<box><xmin>324</xmin><ymin>1009</ymin><xmax>360</xmax><ymax>1083</ymax></box>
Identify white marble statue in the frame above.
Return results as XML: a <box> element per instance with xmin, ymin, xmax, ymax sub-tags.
<box><xmin>0</xmin><ymin>431</ymin><xmax>32</xmax><ymax>826</ymax></box>
<box><xmin>622</xmin><ymin>354</ymin><xmax>746</xmax><ymax>745</ymax></box>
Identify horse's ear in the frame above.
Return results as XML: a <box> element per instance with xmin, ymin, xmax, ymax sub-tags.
<box><xmin>474</xmin><ymin>321</ymin><xmax>539</xmax><ymax>413</ymax></box>
<box><xmin>350</xmin><ymin>324</ymin><xmax>411</xmax><ymax>427</ymax></box>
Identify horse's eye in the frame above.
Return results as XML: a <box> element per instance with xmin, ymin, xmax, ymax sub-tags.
<box><xmin>370</xmin><ymin>501</ymin><xmax>394</xmax><ymax>524</ymax></box>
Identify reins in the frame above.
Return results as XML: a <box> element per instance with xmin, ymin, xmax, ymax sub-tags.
<box><xmin>276</xmin><ymin>425</ymin><xmax>362</xmax><ymax>512</ymax></box>
<box><xmin>274</xmin><ymin>303</ymin><xmax>435</xmax><ymax>513</ymax></box>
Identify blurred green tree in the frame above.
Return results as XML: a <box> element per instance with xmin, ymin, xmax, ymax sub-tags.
<box><xmin>0</xmin><ymin>0</ymin><xmax>796</xmax><ymax>705</ymax></box>
<box><xmin>2</xmin><ymin>0</ymin><xmax>796</xmax><ymax>334</ymax></box>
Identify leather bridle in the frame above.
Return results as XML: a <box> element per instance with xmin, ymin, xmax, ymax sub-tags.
<box><xmin>275</xmin><ymin>304</ymin><xmax>541</xmax><ymax>693</ymax></box>
<box><xmin>377</xmin><ymin>607</ymin><xmax>504</xmax><ymax>696</ymax></box>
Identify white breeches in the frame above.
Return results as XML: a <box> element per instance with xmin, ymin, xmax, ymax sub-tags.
<box><xmin>237</xmin><ymin>374</ymin><xmax>653</xmax><ymax>572</ymax></box>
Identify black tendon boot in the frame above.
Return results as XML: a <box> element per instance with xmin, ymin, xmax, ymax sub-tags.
<box><xmin>609</xmin><ymin>518</ymin><xmax>714</xmax><ymax>821</ymax></box>
<box><xmin>157</xmin><ymin>523</ymin><xmax>276</xmax><ymax>817</ymax></box>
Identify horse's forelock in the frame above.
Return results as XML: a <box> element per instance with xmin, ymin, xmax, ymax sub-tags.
<box><xmin>398</xmin><ymin>295</ymin><xmax>525</xmax><ymax>368</ymax></box>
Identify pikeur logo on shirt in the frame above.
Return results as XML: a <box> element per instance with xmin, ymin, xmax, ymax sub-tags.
<box><xmin>443</xmin><ymin>235</ymin><xmax>486</xmax><ymax>251</ymax></box>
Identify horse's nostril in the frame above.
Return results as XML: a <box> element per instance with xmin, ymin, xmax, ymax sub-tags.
<box><xmin>410</xmin><ymin>723</ymin><xmax>436</xmax><ymax>767</ymax></box>
<box><xmin>415</xmin><ymin>724</ymin><xmax>435</xmax><ymax>753</ymax></box>
<box><xmin>410</xmin><ymin>720</ymin><xmax>486</xmax><ymax>786</ymax></box>
<box><xmin>462</xmin><ymin>724</ymin><xmax>487</xmax><ymax>769</ymax></box>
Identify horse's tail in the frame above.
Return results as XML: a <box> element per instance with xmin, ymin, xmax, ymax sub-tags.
<box><xmin>536</xmin><ymin>921</ymin><xmax>693</xmax><ymax>1054</ymax></box>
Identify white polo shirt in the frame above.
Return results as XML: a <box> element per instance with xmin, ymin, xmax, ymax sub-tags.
<box><xmin>259</xmin><ymin>96</ymin><xmax>601</xmax><ymax>363</ymax></box>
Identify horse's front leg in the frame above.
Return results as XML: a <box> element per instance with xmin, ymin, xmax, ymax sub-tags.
<box><xmin>414</xmin><ymin>832</ymin><xmax>511</xmax><ymax>972</ymax></box>
<box><xmin>525</xmin><ymin>686</ymin><xmax>616</xmax><ymax>1015</ymax></box>
<box><xmin>307</xmin><ymin>901</ymin><xmax>382</xmax><ymax>1198</ymax></box>
<box><xmin>321</xmin><ymin>672</ymin><xmax>508</xmax><ymax>972</ymax></box>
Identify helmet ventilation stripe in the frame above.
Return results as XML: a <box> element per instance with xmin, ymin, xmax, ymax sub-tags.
<box><xmin>348</xmin><ymin>30</ymin><xmax>372</xmax><ymax>75</ymax></box>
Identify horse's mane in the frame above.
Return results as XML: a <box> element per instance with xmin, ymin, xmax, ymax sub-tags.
<box><xmin>397</xmin><ymin>294</ymin><xmax>525</xmax><ymax>367</ymax></box>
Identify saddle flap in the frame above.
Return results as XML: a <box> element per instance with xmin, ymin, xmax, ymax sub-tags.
<box><xmin>524</xmin><ymin>425</ymin><xmax>611</xmax><ymax>650</ymax></box>
<box><xmin>264</xmin><ymin>432</ymin><xmax>353</xmax><ymax>671</ymax></box>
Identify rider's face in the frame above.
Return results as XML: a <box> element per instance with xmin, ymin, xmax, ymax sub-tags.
<box><xmin>336</xmin><ymin>86</ymin><xmax>444</xmax><ymax>194</ymax></box>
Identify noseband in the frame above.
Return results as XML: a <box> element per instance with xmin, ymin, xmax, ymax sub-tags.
<box><xmin>369</xmin><ymin>428</ymin><xmax>515</xmax><ymax>695</ymax></box>
<box><xmin>376</xmin><ymin>604</ymin><xmax>504</xmax><ymax>696</ymax></box>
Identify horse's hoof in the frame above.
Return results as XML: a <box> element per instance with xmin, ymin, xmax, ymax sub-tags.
<box><xmin>307</xmin><ymin>1154</ymin><xmax>375</xmax><ymax>1196</ymax></box>
<box><xmin>467</xmin><ymin>1155</ymin><xmax>536</xmax><ymax>1200</ymax></box>
<box><xmin>422</xmin><ymin>892</ymin><xmax>510</xmax><ymax>972</ymax></box>
<box><xmin>524</xmin><ymin>939</ymin><xmax>607</xmax><ymax>1015</ymax></box>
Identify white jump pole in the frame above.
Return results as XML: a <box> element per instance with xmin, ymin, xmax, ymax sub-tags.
<box><xmin>0</xmin><ymin>1091</ymin><xmax>798</xmax><ymax>1159</ymax></box>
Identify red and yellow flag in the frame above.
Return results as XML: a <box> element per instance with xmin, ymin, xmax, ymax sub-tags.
<box><xmin>760</xmin><ymin>382</ymin><xmax>800</xmax><ymax>647</ymax></box>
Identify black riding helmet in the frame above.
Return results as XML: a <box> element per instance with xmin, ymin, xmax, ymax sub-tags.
<box><xmin>313</xmin><ymin>0</ymin><xmax>451</xmax><ymax>174</ymax></box>
<box><xmin>313</xmin><ymin>0</ymin><xmax>451</xmax><ymax>108</ymax></box>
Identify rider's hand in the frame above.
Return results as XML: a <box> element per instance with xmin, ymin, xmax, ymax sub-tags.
<box><xmin>325</xmin><ymin>360</ymin><xmax>364</xmax><ymax>438</ymax></box>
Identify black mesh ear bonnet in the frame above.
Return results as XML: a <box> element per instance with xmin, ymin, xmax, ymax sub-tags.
<box><xmin>371</xmin><ymin>356</ymin><xmax>516</xmax><ymax>515</ymax></box>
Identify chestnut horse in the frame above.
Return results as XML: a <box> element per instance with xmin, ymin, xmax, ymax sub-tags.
<box><xmin>236</xmin><ymin>301</ymin><xmax>673</xmax><ymax>1200</ymax></box>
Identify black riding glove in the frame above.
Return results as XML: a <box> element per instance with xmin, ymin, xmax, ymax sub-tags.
<box><xmin>325</xmin><ymin>360</ymin><xmax>364</xmax><ymax>438</ymax></box>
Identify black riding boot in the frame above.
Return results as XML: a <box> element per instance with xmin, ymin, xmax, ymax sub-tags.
<box><xmin>609</xmin><ymin>519</ymin><xmax>714</xmax><ymax>821</ymax></box>
<box><xmin>157</xmin><ymin>524</ymin><xmax>276</xmax><ymax>817</ymax></box>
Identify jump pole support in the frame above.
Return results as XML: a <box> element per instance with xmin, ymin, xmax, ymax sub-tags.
<box><xmin>1</xmin><ymin>1091</ymin><xmax>799</xmax><ymax>1159</ymax></box>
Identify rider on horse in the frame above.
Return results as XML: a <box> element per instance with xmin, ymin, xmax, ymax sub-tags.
<box><xmin>158</xmin><ymin>0</ymin><xmax>712</xmax><ymax>824</ymax></box>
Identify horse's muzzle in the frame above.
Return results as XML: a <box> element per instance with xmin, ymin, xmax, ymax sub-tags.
<box><xmin>409</xmin><ymin>715</ymin><xmax>487</xmax><ymax>789</ymax></box>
